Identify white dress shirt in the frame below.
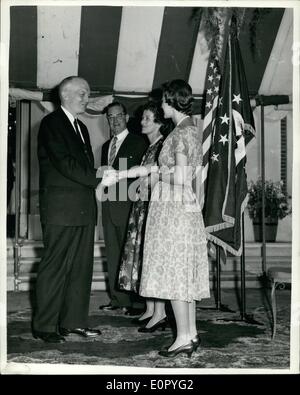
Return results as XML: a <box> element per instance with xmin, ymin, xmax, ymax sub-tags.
<box><xmin>61</xmin><ymin>105</ymin><xmax>85</xmax><ymax>143</ymax></box>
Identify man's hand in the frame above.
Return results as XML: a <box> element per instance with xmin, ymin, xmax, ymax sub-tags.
<box><xmin>95</xmin><ymin>170</ymin><xmax>118</xmax><ymax>201</ymax></box>
<box><xmin>101</xmin><ymin>170</ymin><xmax>118</xmax><ymax>187</ymax></box>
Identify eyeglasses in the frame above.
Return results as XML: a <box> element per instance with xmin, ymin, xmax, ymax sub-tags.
<box><xmin>107</xmin><ymin>112</ymin><xmax>125</xmax><ymax>122</ymax></box>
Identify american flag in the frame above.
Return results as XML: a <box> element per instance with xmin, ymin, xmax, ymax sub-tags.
<box><xmin>200</xmin><ymin>47</ymin><xmax>222</xmax><ymax>207</ymax></box>
<box><xmin>202</xmin><ymin>23</ymin><xmax>255</xmax><ymax>256</ymax></box>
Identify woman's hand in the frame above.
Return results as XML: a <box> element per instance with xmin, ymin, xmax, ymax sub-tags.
<box><xmin>145</xmin><ymin>164</ymin><xmax>159</xmax><ymax>174</ymax></box>
<box><xmin>138</xmin><ymin>172</ymin><xmax>160</xmax><ymax>201</ymax></box>
<box><xmin>123</xmin><ymin>164</ymin><xmax>159</xmax><ymax>179</ymax></box>
<box><xmin>147</xmin><ymin>171</ymin><xmax>160</xmax><ymax>189</ymax></box>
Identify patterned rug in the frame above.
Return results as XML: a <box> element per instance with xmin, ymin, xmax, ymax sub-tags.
<box><xmin>6</xmin><ymin>289</ymin><xmax>291</xmax><ymax>371</ymax></box>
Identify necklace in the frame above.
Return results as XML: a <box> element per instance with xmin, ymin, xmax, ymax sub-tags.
<box><xmin>149</xmin><ymin>135</ymin><xmax>163</xmax><ymax>147</ymax></box>
<box><xmin>176</xmin><ymin>115</ymin><xmax>190</xmax><ymax>127</ymax></box>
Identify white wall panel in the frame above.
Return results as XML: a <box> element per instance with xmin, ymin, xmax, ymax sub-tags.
<box><xmin>37</xmin><ymin>6</ymin><xmax>81</xmax><ymax>89</ymax></box>
<box><xmin>113</xmin><ymin>7</ymin><xmax>164</xmax><ymax>92</ymax></box>
<box><xmin>259</xmin><ymin>9</ymin><xmax>293</xmax><ymax>95</ymax></box>
<box><xmin>189</xmin><ymin>24</ymin><xmax>210</xmax><ymax>95</ymax></box>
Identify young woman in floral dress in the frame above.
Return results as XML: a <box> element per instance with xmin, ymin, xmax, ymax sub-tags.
<box><xmin>139</xmin><ymin>80</ymin><xmax>210</xmax><ymax>357</ymax></box>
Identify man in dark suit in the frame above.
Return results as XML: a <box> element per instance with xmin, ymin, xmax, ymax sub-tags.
<box><xmin>99</xmin><ymin>102</ymin><xmax>148</xmax><ymax>313</ymax></box>
<box><xmin>32</xmin><ymin>76</ymin><xmax>101</xmax><ymax>343</ymax></box>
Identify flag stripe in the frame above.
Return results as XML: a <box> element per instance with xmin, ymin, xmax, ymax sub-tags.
<box><xmin>200</xmin><ymin>46</ymin><xmax>222</xmax><ymax>208</ymax></box>
<box><xmin>202</xmin><ymin>163</ymin><xmax>209</xmax><ymax>181</ymax></box>
<box><xmin>37</xmin><ymin>6</ymin><xmax>81</xmax><ymax>89</ymax></box>
<box><xmin>78</xmin><ymin>6</ymin><xmax>122</xmax><ymax>91</ymax></box>
<box><xmin>202</xmin><ymin>95</ymin><xmax>218</xmax><ymax>132</ymax></box>
<box><xmin>152</xmin><ymin>7</ymin><xmax>200</xmax><ymax>89</ymax></box>
<box><xmin>202</xmin><ymin>134</ymin><xmax>212</xmax><ymax>158</ymax></box>
<box><xmin>9</xmin><ymin>6</ymin><xmax>37</xmax><ymax>88</ymax></box>
<box><xmin>235</xmin><ymin>138</ymin><xmax>246</xmax><ymax>165</ymax></box>
<box><xmin>113</xmin><ymin>7</ymin><xmax>164</xmax><ymax>93</ymax></box>
<box><xmin>222</xmin><ymin>35</ymin><xmax>235</xmax><ymax>224</ymax></box>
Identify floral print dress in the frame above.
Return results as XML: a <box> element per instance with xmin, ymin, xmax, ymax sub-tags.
<box><xmin>139</xmin><ymin>120</ymin><xmax>210</xmax><ymax>302</ymax></box>
<box><xmin>118</xmin><ymin>137</ymin><xmax>164</xmax><ymax>293</ymax></box>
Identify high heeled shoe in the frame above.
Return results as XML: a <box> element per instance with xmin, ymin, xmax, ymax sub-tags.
<box><xmin>138</xmin><ymin>317</ymin><xmax>168</xmax><ymax>333</ymax></box>
<box><xmin>161</xmin><ymin>334</ymin><xmax>201</xmax><ymax>352</ymax></box>
<box><xmin>132</xmin><ymin>316</ymin><xmax>151</xmax><ymax>325</ymax></box>
<box><xmin>191</xmin><ymin>334</ymin><xmax>201</xmax><ymax>350</ymax></box>
<box><xmin>158</xmin><ymin>341</ymin><xmax>194</xmax><ymax>358</ymax></box>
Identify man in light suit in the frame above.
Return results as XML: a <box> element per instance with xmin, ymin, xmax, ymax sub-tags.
<box><xmin>99</xmin><ymin>102</ymin><xmax>148</xmax><ymax>313</ymax></box>
<box><xmin>33</xmin><ymin>76</ymin><xmax>101</xmax><ymax>343</ymax></box>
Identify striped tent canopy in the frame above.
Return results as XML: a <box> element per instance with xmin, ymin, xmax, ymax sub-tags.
<box><xmin>9</xmin><ymin>5</ymin><xmax>293</xmax><ymax>113</ymax></box>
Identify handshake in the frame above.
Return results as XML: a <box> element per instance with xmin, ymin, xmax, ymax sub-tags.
<box><xmin>100</xmin><ymin>169</ymin><xmax>120</xmax><ymax>187</ymax></box>
<box><xmin>97</xmin><ymin>165</ymin><xmax>159</xmax><ymax>187</ymax></box>
<box><xmin>95</xmin><ymin>165</ymin><xmax>159</xmax><ymax>201</ymax></box>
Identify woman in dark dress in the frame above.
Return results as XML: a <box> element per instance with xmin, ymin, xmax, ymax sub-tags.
<box><xmin>118</xmin><ymin>102</ymin><xmax>168</xmax><ymax>331</ymax></box>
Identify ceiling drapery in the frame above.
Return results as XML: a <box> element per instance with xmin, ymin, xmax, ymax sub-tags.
<box><xmin>9</xmin><ymin>6</ymin><xmax>291</xmax><ymax>102</ymax></box>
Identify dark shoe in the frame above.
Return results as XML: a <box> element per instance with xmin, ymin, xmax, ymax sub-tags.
<box><xmin>158</xmin><ymin>341</ymin><xmax>194</xmax><ymax>358</ymax></box>
<box><xmin>123</xmin><ymin>307</ymin><xmax>144</xmax><ymax>316</ymax></box>
<box><xmin>99</xmin><ymin>303</ymin><xmax>118</xmax><ymax>311</ymax></box>
<box><xmin>161</xmin><ymin>334</ymin><xmax>201</xmax><ymax>352</ymax></box>
<box><xmin>132</xmin><ymin>316</ymin><xmax>151</xmax><ymax>325</ymax></box>
<box><xmin>191</xmin><ymin>334</ymin><xmax>201</xmax><ymax>350</ymax></box>
<box><xmin>138</xmin><ymin>317</ymin><xmax>168</xmax><ymax>333</ymax></box>
<box><xmin>60</xmin><ymin>328</ymin><xmax>102</xmax><ymax>337</ymax></box>
<box><xmin>33</xmin><ymin>331</ymin><xmax>65</xmax><ymax>343</ymax></box>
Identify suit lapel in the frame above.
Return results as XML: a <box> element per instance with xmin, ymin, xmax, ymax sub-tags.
<box><xmin>78</xmin><ymin>120</ymin><xmax>94</xmax><ymax>166</ymax></box>
<box><xmin>58</xmin><ymin>108</ymin><xmax>93</xmax><ymax>167</ymax></box>
<box><xmin>102</xmin><ymin>142</ymin><xmax>110</xmax><ymax>166</ymax></box>
<box><xmin>58</xmin><ymin>108</ymin><xmax>80</xmax><ymax>143</ymax></box>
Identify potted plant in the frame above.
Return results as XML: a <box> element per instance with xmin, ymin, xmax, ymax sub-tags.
<box><xmin>247</xmin><ymin>179</ymin><xmax>291</xmax><ymax>242</ymax></box>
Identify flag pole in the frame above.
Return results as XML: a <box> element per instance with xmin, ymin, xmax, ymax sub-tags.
<box><xmin>216</xmin><ymin>246</ymin><xmax>221</xmax><ymax>310</ymax></box>
<box><xmin>217</xmin><ymin>20</ymin><xmax>261</xmax><ymax>325</ymax></box>
<box><xmin>239</xmin><ymin>213</ymin><xmax>263</xmax><ymax>324</ymax></box>
<box><xmin>260</xmin><ymin>102</ymin><xmax>267</xmax><ymax>275</ymax></box>
<box><xmin>227</xmin><ymin>18</ymin><xmax>261</xmax><ymax>324</ymax></box>
<box><xmin>199</xmin><ymin>245</ymin><xmax>234</xmax><ymax>312</ymax></box>
<box><xmin>240</xmin><ymin>213</ymin><xmax>246</xmax><ymax>320</ymax></box>
<box><xmin>14</xmin><ymin>101</ymin><xmax>22</xmax><ymax>292</ymax></box>
<box><xmin>227</xmin><ymin>32</ymin><xmax>259</xmax><ymax>323</ymax></box>
<box><xmin>216</xmin><ymin>246</ymin><xmax>235</xmax><ymax>312</ymax></box>
<box><xmin>219</xmin><ymin>213</ymin><xmax>263</xmax><ymax>325</ymax></box>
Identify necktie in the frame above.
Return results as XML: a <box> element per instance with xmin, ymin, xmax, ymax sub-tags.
<box><xmin>74</xmin><ymin>119</ymin><xmax>84</xmax><ymax>144</ymax></box>
<box><xmin>109</xmin><ymin>136</ymin><xmax>118</xmax><ymax>166</ymax></box>
<box><xmin>74</xmin><ymin>119</ymin><xmax>91</xmax><ymax>164</ymax></box>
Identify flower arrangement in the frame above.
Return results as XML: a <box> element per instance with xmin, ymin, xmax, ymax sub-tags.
<box><xmin>247</xmin><ymin>179</ymin><xmax>291</xmax><ymax>221</ymax></box>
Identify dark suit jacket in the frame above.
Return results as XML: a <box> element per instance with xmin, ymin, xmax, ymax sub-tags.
<box><xmin>38</xmin><ymin>107</ymin><xmax>99</xmax><ymax>226</ymax></box>
<box><xmin>101</xmin><ymin>132</ymin><xmax>148</xmax><ymax>227</ymax></box>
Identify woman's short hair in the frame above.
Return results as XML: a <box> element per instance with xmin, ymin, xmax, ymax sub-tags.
<box><xmin>142</xmin><ymin>102</ymin><xmax>165</xmax><ymax>125</ymax></box>
<box><xmin>162</xmin><ymin>79</ymin><xmax>194</xmax><ymax>115</ymax></box>
<box><xmin>142</xmin><ymin>101</ymin><xmax>173</xmax><ymax>138</ymax></box>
